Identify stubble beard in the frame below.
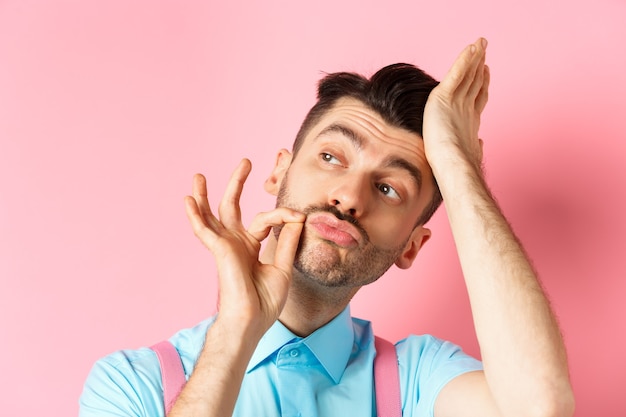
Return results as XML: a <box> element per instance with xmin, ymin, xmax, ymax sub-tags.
<box><xmin>275</xmin><ymin>173</ymin><xmax>408</xmax><ymax>290</ymax></box>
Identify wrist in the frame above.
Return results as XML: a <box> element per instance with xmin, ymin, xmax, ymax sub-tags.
<box><xmin>210</xmin><ymin>313</ymin><xmax>268</xmax><ymax>349</ymax></box>
<box><xmin>428</xmin><ymin>147</ymin><xmax>484</xmax><ymax>187</ymax></box>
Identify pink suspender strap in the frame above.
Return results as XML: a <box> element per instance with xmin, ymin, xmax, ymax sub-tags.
<box><xmin>151</xmin><ymin>337</ymin><xmax>401</xmax><ymax>416</ymax></box>
<box><xmin>374</xmin><ymin>336</ymin><xmax>402</xmax><ymax>417</ymax></box>
<box><xmin>150</xmin><ymin>341</ymin><xmax>186</xmax><ymax>415</ymax></box>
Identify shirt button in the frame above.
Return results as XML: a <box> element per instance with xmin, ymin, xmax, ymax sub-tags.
<box><xmin>289</xmin><ymin>349</ymin><xmax>300</xmax><ymax>357</ymax></box>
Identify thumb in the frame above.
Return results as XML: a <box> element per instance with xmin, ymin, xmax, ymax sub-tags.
<box><xmin>273</xmin><ymin>222</ymin><xmax>304</xmax><ymax>273</ymax></box>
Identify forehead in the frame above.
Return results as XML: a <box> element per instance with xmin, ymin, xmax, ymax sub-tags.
<box><xmin>302</xmin><ymin>97</ymin><xmax>428</xmax><ymax>166</ymax></box>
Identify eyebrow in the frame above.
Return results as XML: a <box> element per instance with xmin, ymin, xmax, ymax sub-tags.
<box><xmin>316</xmin><ymin>123</ymin><xmax>423</xmax><ymax>190</ymax></box>
<box><xmin>384</xmin><ymin>156</ymin><xmax>422</xmax><ymax>190</ymax></box>
<box><xmin>318</xmin><ymin>124</ymin><xmax>364</xmax><ymax>150</ymax></box>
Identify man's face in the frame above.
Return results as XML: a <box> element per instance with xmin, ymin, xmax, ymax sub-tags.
<box><xmin>273</xmin><ymin>97</ymin><xmax>434</xmax><ymax>288</ymax></box>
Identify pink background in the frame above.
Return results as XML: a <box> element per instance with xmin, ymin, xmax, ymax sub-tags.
<box><xmin>1</xmin><ymin>1</ymin><xmax>625</xmax><ymax>415</ymax></box>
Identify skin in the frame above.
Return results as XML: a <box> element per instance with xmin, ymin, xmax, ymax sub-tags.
<box><xmin>265</xmin><ymin>97</ymin><xmax>434</xmax><ymax>332</ymax></box>
<box><xmin>172</xmin><ymin>38</ymin><xmax>575</xmax><ymax>417</ymax></box>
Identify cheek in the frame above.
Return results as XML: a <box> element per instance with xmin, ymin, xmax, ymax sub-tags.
<box><xmin>362</xmin><ymin>209</ymin><xmax>417</xmax><ymax>249</ymax></box>
<box><xmin>279</xmin><ymin>167</ymin><xmax>326</xmax><ymax>208</ymax></box>
<box><xmin>290</xmin><ymin>177</ymin><xmax>317</xmax><ymax>201</ymax></box>
<box><xmin>287</xmin><ymin>164</ymin><xmax>330</xmax><ymax>197</ymax></box>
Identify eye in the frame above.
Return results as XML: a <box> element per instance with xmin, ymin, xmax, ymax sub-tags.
<box><xmin>320</xmin><ymin>152</ymin><xmax>341</xmax><ymax>165</ymax></box>
<box><xmin>377</xmin><ymin>183</ymin><xmax>401</xmax><ymax>200</ymax></box>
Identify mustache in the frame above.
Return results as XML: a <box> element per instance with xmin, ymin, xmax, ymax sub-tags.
<box><xmin>302</xmin><ymin>204</ymin><xmax>370</xmax><ymax>242</ymax></box>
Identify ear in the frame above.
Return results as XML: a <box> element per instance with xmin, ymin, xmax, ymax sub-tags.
<box><xmin>395</xmin><ymin>226</ymin><xmax>431</xmax><ymax>269</ymax></box>
<box><xmin>264</xmin><ymin>149</ymin><xmax>293</xmax><ymax>196</ymax></box>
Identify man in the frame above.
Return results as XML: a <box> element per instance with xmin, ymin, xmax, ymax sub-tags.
<box><xmin>80</xmin><ymin>38</ymin><xmax>574</xmax><ymax>416</ymax></box>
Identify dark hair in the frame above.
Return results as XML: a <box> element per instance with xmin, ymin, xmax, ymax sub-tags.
<box><xmin>292</xmin><ymin>63</ymin><xmax>442</xmax><ymax>225</ymax></box>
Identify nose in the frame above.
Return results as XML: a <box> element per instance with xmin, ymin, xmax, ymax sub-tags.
<box><xmin>327</xmin><ymin>174</ymin><xmax>370</xmax><ymax>218</ymax></box>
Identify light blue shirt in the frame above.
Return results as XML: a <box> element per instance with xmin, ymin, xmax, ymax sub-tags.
<box><xmin>79</xmin><ymin>307</ymin><xmax>482</xmax><ymax>416</ymax></box>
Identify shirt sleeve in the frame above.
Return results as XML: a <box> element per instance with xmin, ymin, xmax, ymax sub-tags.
<box><xmin>396</xmin><ymin>334</ymin><xmax>483</xmax><ymax>417</ymax></box>
<box><xmin>79</xmin><ymin>349</ymin><xmax>165</xmax><ymax>417</ymax></box>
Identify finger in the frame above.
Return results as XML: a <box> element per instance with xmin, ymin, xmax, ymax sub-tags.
<box><xmin>184</xmin><ymin>194</ymin><xmax>219</xmax><ymax>247</ymax></box>
<box><xmin>189</xmin><ymin>173</ymin><xmax>222</xmax><ymax>232</ymax></box>
<box><xmin>248</xmin><ymin>208</ymin><xmax>306</xmax><ymax>242</ymax></box>
<box><xmin>273</xmin><ymin>221</ymin><xmax>305</xmax><ymax>273</ymax></box>
<box><xmin>467</xmin><ymin>52</ymin><xmax>486</xmax><ymax>100</ymax></box>
<box><xmin>441</xmin><ymin>38</ymin><xmax>487</xmax><ymax>95</ymax></box>
<box><xmin>475</xmin><ymin>65</ymin><xmax>490</xmax><ymax>113</ymax></box>
<box><xmin>456</xmin><ymin>38</ymin><xmax>487</xmax><ymax>96</ymax></box>
<box><xmin>191</xmin><ymin>173</ymin><xmax>213</xmax><ymax>222</ymax></box>
<box><xmin>218</xmin><ymin>159</ymin><xmax>252</xmax><ymax>229</ymax></box>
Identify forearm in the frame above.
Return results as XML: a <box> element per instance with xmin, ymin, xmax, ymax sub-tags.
<box><xmin>168</xmin><ymin>317</ymin><xmax>263</xmax><ymax>417</ymax></box>
<box><xmin>435</xmin><ymin>155</ymin><xmax>574</xmax><ymax>416</ymax></box>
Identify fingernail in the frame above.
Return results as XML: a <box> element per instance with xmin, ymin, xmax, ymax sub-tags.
<box><xmin>470</xmin><ymin>44</ymin><xmax>477</xmax><ymax>54</ymax></box>
<box><xmin>481</xmin><ymin>38</ymin><xmax>488</xmax><ymax>48</ymax></box>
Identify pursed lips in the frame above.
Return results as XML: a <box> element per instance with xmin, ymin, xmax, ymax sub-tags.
<box><xmin>306</xmin><ymin>212</ymin><xmax>363</xmax><ymax>247</ymax></box>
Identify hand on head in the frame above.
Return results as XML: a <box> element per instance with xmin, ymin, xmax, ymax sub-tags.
<box><xmin>423</xmin><ymin>37</ymin><xmax>490</xmax><ymax>175</ymax></box>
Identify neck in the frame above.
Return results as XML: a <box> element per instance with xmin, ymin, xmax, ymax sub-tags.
<box><xmin>261</xmin><ymin>236</ymin><xmax>359</xmax><ymax>337</ymax></box>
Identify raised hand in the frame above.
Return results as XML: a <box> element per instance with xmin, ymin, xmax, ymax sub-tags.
<box><xmin>184</xmin><ymin>159</ymin><xmax>305</xmax><ymax>335</ymax></box>
<box><xmin>422</xmin><ymin>37</ymin><xmax>490</xmax><ymax>174</ymax></box>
